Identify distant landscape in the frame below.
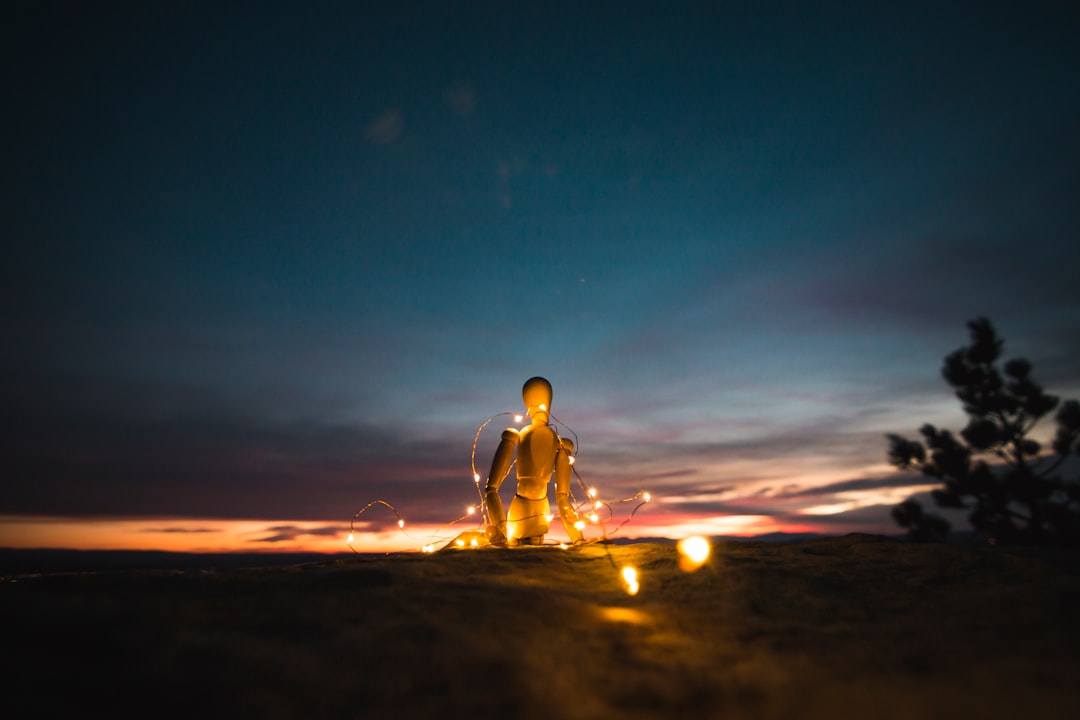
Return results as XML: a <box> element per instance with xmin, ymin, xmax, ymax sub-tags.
<box><xmin>0</xmin><ymin>533</ymin><xmax>842</xmax><ymax>576</ymax></box>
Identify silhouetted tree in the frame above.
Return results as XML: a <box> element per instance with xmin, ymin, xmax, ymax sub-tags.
<box><xmin>888</xmin><ymin>318</ymin><xmax>1080</xmax><ymax>545</ymax></box>
<box><xmin>890</xmin><ymin>498</ymin><xmax>951</xmax><ymax>543</ymax></box>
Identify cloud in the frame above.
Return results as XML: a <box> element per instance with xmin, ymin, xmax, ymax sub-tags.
<box><xmin>772</xmin><ymin>473</ymin><xmax>932</xmax><ymax>499</ymax></box>
<box><xmin>774</xmin><ymin>503</ymin><xmax>907</xmax><ymax>531</ymax></box>
<box><xmin>140</xmin><ymin>527</ymin><xmax>221</xmax><ymax>534</ymax></box>
<box><xmin>364</xmin><ymin>108</ymin><xmax>403</xmax><ymax>145</ymax></box>
<box><xmin>2</xmin><ymin>351</ymin><xmax>1065</xmax><ymax>541</ymax></box>
<box><xmin>799</xmin><ymin>231</ymin><xmax>1080</xmax><ymax>337</ymax></box>
<box><xmin>0</xmin><ymin>372</ymin><xmax>470</xmax><ymax>523</ymax></box>
<box><xmin>253</xmin><ymin>523</ymin><xmax>346</xmax><ymax>544</ymax></box>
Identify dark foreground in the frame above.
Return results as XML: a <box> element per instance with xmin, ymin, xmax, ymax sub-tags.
<box><xmin>3</xmin><ymin>535</ymin><xmax>1079</xmax><ymax>719</ymax></box>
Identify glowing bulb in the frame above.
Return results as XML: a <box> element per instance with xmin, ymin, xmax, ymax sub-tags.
<box><xmin>470</xmin><ymin>538</ymin><xmax>479</xmax><ymax>547</ymax></box>
<box><xmin>679</xmin><ymin>536</ymin><xmax>710</xmax><ymax>563</ymax></box>
<box><xmin>347</xmin><ymin>532</ymin><xmax>355</xmax><ymax>544</ymax></box>
<box><xmin>574</xmin><ymin>520</ymin><xmax>586</xmax><ymax>531</ymax></box>
<box><xmin>587</xmin><ymin>487</ymin><xmax>598</xmax><ymax>498</ymax></box>
<box><xmin>545</xmin><ymin>514</ymin><xmax>555</xmax><ymax>523</ymax></box>
<box><xmin>677</xmin><ymin>536</ymin><xmax>711</xmax><ymax>572</ymax></box>
<box><xmin>422</xmin><ymin>544</ymin><xmax>435</xmax><ymax>553</ymax></box>
<box><xmin>538</xmin><ymin>403</ymin><xmax>547</xmax><ymax>411</ymax></box>
<box><xmin>593</xmin><ymin>501</ymin><xmax>603</xmax><ymax>510</ymax></box>
<box><xmin>621</xmin><ymin>566</ymin><xmax>640</xmax><ymax>596</ymax></box>
<box><xmin>456</xmin><ymin>539</ymin><xmax>465</xmax><ymax>547</ymax></box>
<box><xmin>568</xmin><ymin>455</ymin><xmax>575</xmax><ymax>465</ymax></box>
<box><xmin>514</xmin><ymin>414</ymin><xmax>524</xmax><ymax>423</ymax></box>
<box><xmin>474</xmin><ymin>473</ymin><xmax>481</xmax><ymax>483</ymax></box>
<box><xmin>467</xmin><ymin>505</ymin><xmax>476</xmax><ymax>515</ymax></box>
<box><xmin>643</xmin><ymin>491</ymin><xmax>652</xmax><ymax>502</ymax></box>
<box><xmin>397</xmin><ymin>519</ymin><xmax>405</xmax><ymax>529</ymax></box>
<box><xmin>588</xmin><ymin>512</ymin><xmax>599</xmax><ymax>523</ymax></box>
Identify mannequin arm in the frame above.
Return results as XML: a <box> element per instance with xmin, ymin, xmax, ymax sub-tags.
<box><xmin>555</xmin><ymin>437</ymin><xmax>583</xmax><ymax>544</ymax></box>
<box><xmin>484</xmin><ymin>428</ymin><xmax>519</xmax><ymax>545</ymax></box>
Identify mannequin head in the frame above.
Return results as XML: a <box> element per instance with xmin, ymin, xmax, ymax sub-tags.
<box><xmin>522</xmin><ymin>376</ymin><xmax>553</xmax><ymax>423</ymax></box>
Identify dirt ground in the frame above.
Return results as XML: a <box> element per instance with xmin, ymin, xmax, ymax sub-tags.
<box><xmin>3</xmin><ymin>534</ymin><xmax>1080</xmax><ymax>719</ymax></box>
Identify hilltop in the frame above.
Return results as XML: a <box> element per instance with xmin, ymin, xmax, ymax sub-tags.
<box><xmin>3</xmin><ymin>535</ymin><xmax>1079</xmax><ymax>719</ymax></box>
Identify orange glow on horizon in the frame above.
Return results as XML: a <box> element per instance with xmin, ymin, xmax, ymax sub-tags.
<box><xmin>0</xmin><ymin>504</ymin><xmax>897</xmax><ymax>556</ymax></box>
<box><xmin>0</xmin><ymin>516</ymin><xmax>418</xmax><ymax>554</ymax></box>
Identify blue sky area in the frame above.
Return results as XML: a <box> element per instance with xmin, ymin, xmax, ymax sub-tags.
<box><xmin>3</xmin><ymin>1</ymin><xmax>1078</xmax><ymax>550</ymax></box>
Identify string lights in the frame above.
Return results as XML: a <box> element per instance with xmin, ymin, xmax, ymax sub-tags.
<box><xmin>347</xmin><ymin>500</ymin><xmax>409</xmax><ymax>551</ymax></box>
<box><xmin>346</xmin><ymin>407</ymin><xmax>657</xmax><ymax>593</ymax></box>
<box><xmin>676</xmin><ymin>536</ymin><xmax>711</xmax><ymax>573</ymax></box>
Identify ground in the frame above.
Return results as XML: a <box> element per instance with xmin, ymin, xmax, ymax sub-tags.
<box><xmin>3</xmin><ymin>534</ymin><xmax>1080</xmax><ymax>718</ymax></box>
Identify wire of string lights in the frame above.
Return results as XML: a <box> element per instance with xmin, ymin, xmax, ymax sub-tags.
<box><xmin>346</xmin><ymin>410</ymin><xmax>651</xmax><ymax>555</ymax></box>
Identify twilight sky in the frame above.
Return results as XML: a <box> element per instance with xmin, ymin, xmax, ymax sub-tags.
<box><xmin>3</xmin><ymin>1</ymin><xmax>1079</xmax><ymax>552</ymax></box>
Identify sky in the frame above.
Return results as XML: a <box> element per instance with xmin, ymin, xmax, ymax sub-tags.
<box><xmin>3</xmin><ymin>1</ymin><xmax>1079</xmax><ymax>553</ymax></box>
